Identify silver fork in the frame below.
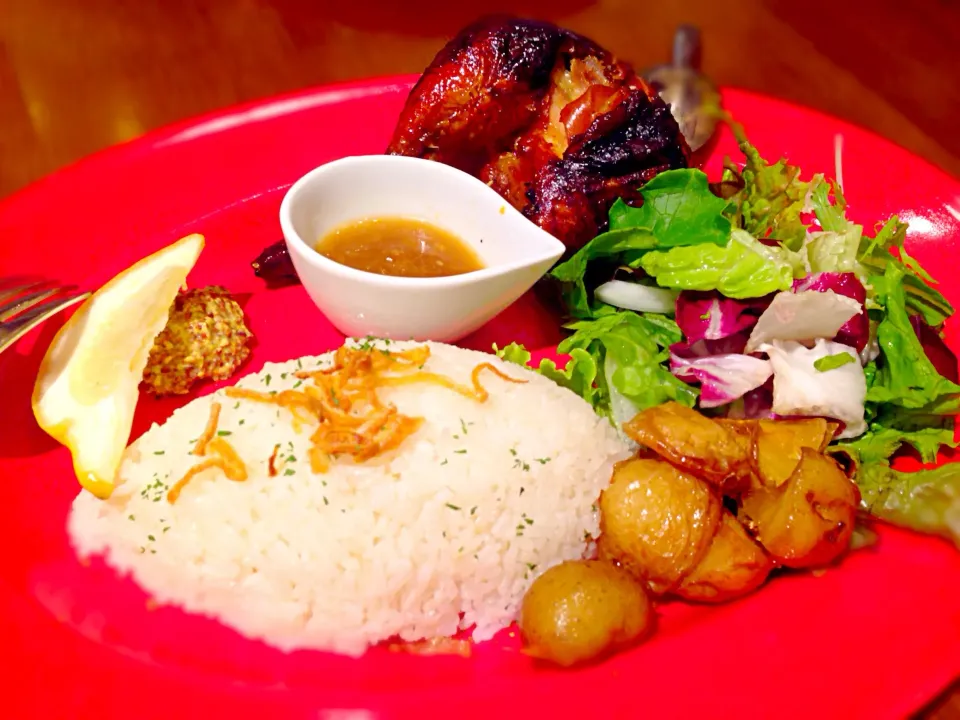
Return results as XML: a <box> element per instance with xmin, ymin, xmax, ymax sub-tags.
<box><xmin>0</xmin><ymin>278</ymin><xmax>90</xmax><ymax>355</ymax></box>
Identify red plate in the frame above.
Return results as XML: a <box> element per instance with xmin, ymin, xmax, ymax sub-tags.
<box><xmin>1</xmin><ymin>76</ymin><xmax>959</xmax><ymax>720</ymax></box>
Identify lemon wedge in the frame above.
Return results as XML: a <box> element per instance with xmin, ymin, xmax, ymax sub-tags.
<box><xmin>32</xmin><ymin>234</ymin><xmax>205</xmax><ymax>498</ymax></box>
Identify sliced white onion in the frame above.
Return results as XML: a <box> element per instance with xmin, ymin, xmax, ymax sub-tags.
<box><xmin>595</xmin><ymin>280</ymin><xmax>679</xmax><ymax>314</ymax></box>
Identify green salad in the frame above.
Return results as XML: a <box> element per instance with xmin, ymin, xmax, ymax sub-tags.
<box><xmin>499</xmin><ymin>122</ymin><xmax>960</xmax><ymax>548</ymax></box>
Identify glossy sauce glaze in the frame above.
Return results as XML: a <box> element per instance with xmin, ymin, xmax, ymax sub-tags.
<box><xmin>315</xmin><ymin>216</ymin><xmax>484</xmax><ymax>278</ymax></box>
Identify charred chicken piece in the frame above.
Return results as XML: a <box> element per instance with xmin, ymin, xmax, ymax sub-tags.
<box><xmin>387</xmin><ymin>15</ymin><xmax>690</xmax><ymax>254</ymax></box>
<box><xmin>250</xmin><ymin>17</ymin><xmax>689</xmax><ymax>286</ymax></box>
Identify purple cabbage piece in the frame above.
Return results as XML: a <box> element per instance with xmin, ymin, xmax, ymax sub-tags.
<box><xmin>670</xmin><ymin>332</ymin><xmax>751</xmax><ymax>358</ymax></box>
<box><xmin>723</xmin><ymin>380</ymin><xmax>776</xmax><ymax>419</ymax></box>
<box><xmin>670</xmin><ymin>344</ymin><xmax>773</xmax><ymax>408</ymax></box>
<box><xmin>671</xmin><ymin>292</ymin><xmax>771</xmax><ymax>409</ymax></box>
<box><xmin>674</xmin><ymin>291</ymin><xmax>770</xmax><ymax>345</ymax></box>
<box><xmin>722</xmin><ymin>381</ymin><xmax>847</xmax><ymax>432</ymax></box>
<box><xmin>909</xmin><ymin>315</ymin><xmax>959</xmax><ymax>383</ymax></box>
<box><xmin>742</xmin><ymin>381</ymin><xmax>776</xmax><ymax>419</ymax></box>
<box><xmin>792</xmin><ymin>272</ymin><xmax>868</xmax><ymax>351</ymax></box>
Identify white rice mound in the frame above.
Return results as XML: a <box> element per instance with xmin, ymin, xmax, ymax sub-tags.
<box><xmin>68</xmin><ymin>339</ymin><xmax>631</xmax><ymax>656</ymax></box>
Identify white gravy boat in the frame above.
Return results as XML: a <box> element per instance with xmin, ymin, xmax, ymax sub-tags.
<box><xmin>279</xmin><ymin>155</ymin><xmax>565</xmax><ymax>343</ymax></box>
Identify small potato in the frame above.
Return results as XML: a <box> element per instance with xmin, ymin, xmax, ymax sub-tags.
<box><xmin>676</xmin><ymin>511</ymin><xmax>773</xmax><ymax>603</ymax></box>
<box><xmin>740</xmin><ymin>448</ymin><xmax>858</xmax><ymax>568</ymax></box>
<box><xmin>754</xmin><ymin>418</ymin><xmax>834</xmax><ymax>488</ymax></box>
<box><xmin>624</xmin><ymin>402</ymin><xmax>754</xmax><ymax>493</ymax></box>
<box><xmin>519</xmin><ymin>559</ymin><xmax>653</xmax><ymax>667</ymax></box>
<box><xmin>598</xmin><ymin>456</ymin><xmax>722</xmax><ymax>594</ymax></box>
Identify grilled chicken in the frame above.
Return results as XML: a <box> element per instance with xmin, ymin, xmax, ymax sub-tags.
<box><xmin>387</xmin><ymin>15</ymin><xmax>690</xmax><ymax>253</ymax></box>
<box><xmin>251</xmin><ymin>16</ymin><xmax>690</xmax><ymax>286</ymax></box>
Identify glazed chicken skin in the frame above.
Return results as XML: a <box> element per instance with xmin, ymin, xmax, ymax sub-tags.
<box><xmin>387</xmin><ymin>16</ymin><xmax>690</xmax><ymax>253</ymax></box>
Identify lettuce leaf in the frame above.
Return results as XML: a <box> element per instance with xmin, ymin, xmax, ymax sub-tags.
<box><xmin>866</xmin><ymin>262</ymin><xmax>960</xmax><ymax>412</ymax></box>
<box><xmin>861</xmin><ymin>240</ymin><xmax>954</xmax><ymax>328</ymax></box>
<box><xmin>493</xmin><ymin>342</ymin><xmax>532</xmax><ymax>367</ymax></box>
<box><xmin>498</xmin><ymin>313</ymin><xmax>697</xmax><ymax>422</ymax></box>
<box><xmin>806</xmin><ymin>230</ymin><xmax>862</xmax><ymax>278</ymax></box>
<box><xmin>805</xmin><ymin>182</ymin><xmax>870</xmax><ymax>287</ymax></box>
<box><xmin>759</xmin><ymin>339</ymin><xmax>867</xmax><ymax>438</ymax></box>
<box><xmin>536</xmin><ymin>349</ymin><xmax>601</xmax><ymax>405</ymax></box>
<box><xmin>744</xmin><ymin>289</ymin><xmax>861</xmax><ymax>353</ymax></box>
<box><xmin>638</xmin><ymin>229</ymin><xmax>798</xmax><ymax>298</ymax></box>
<box><xmin>561</xmin><ymin>313</ymin><xmax>697</xmax><ymax>421</ymax></box>
<box><xmin>594</xmin><ymin>280</ymin><xmax>678</xmax><ymax>314</ymax></box>
<box><xmin>607</xmin><ymin>169</ymin><xmax>731</xmax><ymax>246</ymax></box>
<box><xmin>859</xmin><ymin>213</ymin><xmax>907</xmax><ymax>259</ymax></box>
<box><xmin>857</xmin><ymin>215</ymin><xmax>941</xmax><ymax>324</ymax></box>
<box><xmin>809</xmin><ymin>180</ymin><xmax>850</xmax><ymax>234</ymax></box>
<box><xmin>792</xmin><ymin>272</ymin><xmax>869</xmax><ymax>351</ymax></box>
<box><xmin>856</xmin><ymin>460</ymin><xmax>960</xmax><ymax>548</ymax></box>
<box><xmin>550</xmin><ymin>228</ymin><xmax>658</xmax><ymax>317</ymax></box>
<box><xmin>807</xmin><ymin>184</ymin><xmax>953</xmax><ymax>326</ymax></box>
<box><xmin>550</xmin><ymin>168</ymin><xmax>732</xmax><ymax>319</ymax></box>
<box><xmin>494</xmin><ymin>342</ymin><xmax>601</xmax><ymax>407</ymax></box>
<box><xmin>834</xmin><ymin>425</ymin><xmax>957</xmax><ymax>466</ymax></box>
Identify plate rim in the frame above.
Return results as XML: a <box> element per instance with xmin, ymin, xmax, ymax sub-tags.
<box><xmin>0</xmin><ymin>73</ymin><xmax>958</xmax><ymax>719</ymax></box>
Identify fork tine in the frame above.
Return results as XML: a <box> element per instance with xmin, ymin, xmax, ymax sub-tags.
<box><xmin>0</xmin><ymin>291</ymin><xmax>90</xmax><ymax>356</ymax></box>
<box><xmin>0</xmin><ymin>279</ymin><xmax>50</xmax><ymax>308</ymax></box>
<box><xmin>0</xmin><ymin>276</ymin><xmax>45</xmax><ymax>293</ymax></box>
<box><xmin>0</xmin><ymin>285</ymin><xmax>78</xmax><ymax>322</ymax></box>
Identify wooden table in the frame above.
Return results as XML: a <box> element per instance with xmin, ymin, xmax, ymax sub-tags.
<box><xmin>0</xmin><ymin>0</ymin><xmax>957</xmax><ymax>715</ymax></box>
<box><xmin>2</xmin><ymin>0</ymin><xmax>959</xmax><ymax>198</ymax></box>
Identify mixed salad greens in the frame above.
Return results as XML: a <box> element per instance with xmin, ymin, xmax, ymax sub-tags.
<box><xmin>500</xmin><ymin>122</ymin><xmax>960</xmax><ymax>547</ymax></box>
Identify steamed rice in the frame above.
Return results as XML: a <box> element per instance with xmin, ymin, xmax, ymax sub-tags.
<box><xmin>68</xmin><ymin>340</ymin><xmax>631</xmax><ymax>656</ymax></box>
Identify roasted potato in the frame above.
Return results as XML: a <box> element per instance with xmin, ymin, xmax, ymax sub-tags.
<box><xmin>754</xmin><ymin>418</ymin><xmax>835</xmax><ymax>488</ymax></box>
<box><xmin>624</xmin><ymin>402</ymin><xmax>754</xmax><ymax>493</ymax></box>
<box><xmin>519</xmin><ymin>559</ymin><xmax>654</xmax><ymax>667</ymax></box>
<box><xmin>739</xmin><ymin>448</ymin><xmax>858</xmax><ymax>568</ymax></box>
<box><xmin>598</xmin><ymin>456</ymin><xmax>722</xmax><ymax>594</ymax></box>
<box><xmin>676</xmin><ymin>511</ymin><xmax>773</xmax><ymax>603</ymax></box>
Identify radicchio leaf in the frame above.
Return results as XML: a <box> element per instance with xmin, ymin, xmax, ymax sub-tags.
<box><xmin>674</xmin><ymin>291</ymin><xmax>769</xmax><ymax>344</ymax></box>
<box><xmin>742</xmin><ymin>381</ymin><xmax>776</xmax><ymax>419</ymax></box>
<box><xmin>792</xmin><ymin>272</ymin><xmax>869</xmax><ymax>351</ymax></box>
<box><xmin>909</xmin><ymin>315</ymin><xmax>960</xmax><ymax>384</ymax></box>
<box><xmin>745</xmin><ymin>290</ymin><xmax>861</xmax><ymax>353</ymax></box>
<box><xmin>670</xmin><ymin>332</ymin><xmax>753</xmax><ymax>359</ymax></box>
<box><xmin>670</xmin><ymin>350</ymin><xmax>772</xmax><ymax>408</ymax></box>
